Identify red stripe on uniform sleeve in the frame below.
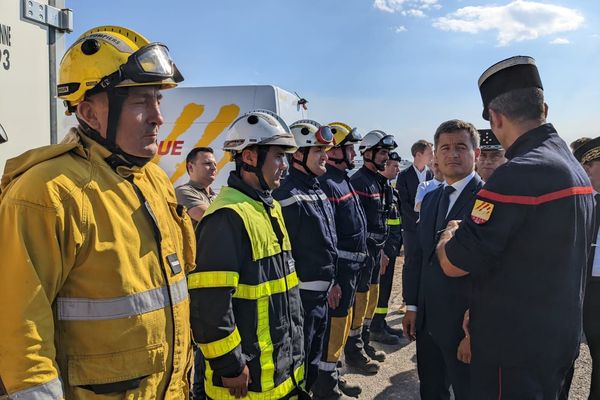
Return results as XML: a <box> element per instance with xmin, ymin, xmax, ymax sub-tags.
<box><xmin>328</xmin><ymin>192</ymin><xmax>355</xmax><ymax>203</ymax></box>
<box><xmin>478</xmin><ymin>186</ymin><xmax>593</xmax><ymax>205</ymax></box>
<box><xmin>355</xmin><ymin>190</ymin><xmax>382</xmax><ymax>198</ymax></box>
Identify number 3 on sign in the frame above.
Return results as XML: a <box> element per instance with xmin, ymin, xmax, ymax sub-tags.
<box><xmin>1</xmin><ymin>49</ymin><xmax>9</xmax><ymax>70</ymax></box>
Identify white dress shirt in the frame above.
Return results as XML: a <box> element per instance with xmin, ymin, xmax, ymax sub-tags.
<box><xmin>444</xmin><ymin>171</ymin><xmax>476</xmax><ymax>218</ymax></box>
<box><xmin>413</xmin><ymin>164</ymin><xmax>429</xmax><ymax>184</ymax></box>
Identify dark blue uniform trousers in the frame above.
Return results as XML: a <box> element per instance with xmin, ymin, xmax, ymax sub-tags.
<box><xmin>300</xmin><ymin>289</ymin><xmax>329</xmax><ymax>391</ymax></box>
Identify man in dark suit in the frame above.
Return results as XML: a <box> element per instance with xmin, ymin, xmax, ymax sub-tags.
<box><xmin>403</xmin><ymin>119</ymin><xmax>482</xmax><ymax>399</ymax></box>
<box><xmin>573</xmin><ymin>137</ymin><xmax>600</xmax><ymax>399</ymax></box>
<box><xmin>399</xmin><ymin>140</ymin><xmax>433</xmax><ymax>316</ymax></box>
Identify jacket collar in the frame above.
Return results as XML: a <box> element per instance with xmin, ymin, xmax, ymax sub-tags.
<box><xmin>227</xmin><ymin>171</ymin><xmax>274</xmax><ymax>208</ymax></box>
<box><xmin>288</xmin><ymin>167</ymin><xmax>320</xmax><ymax>191</ymax></box>
<box><xmin>325</xmin><ymin>164</ymin><xmax>349</xmax><ymax>180</ymax></box>
<box><xmin>505</xmin><ymin>123</ymin><xmax>556</xmax><ymax>160</ymax></box>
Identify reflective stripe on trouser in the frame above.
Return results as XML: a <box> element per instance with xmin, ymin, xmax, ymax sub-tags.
<box><xmin>7</xmin><ymin>377</ymin><xmax>64</xmax><ymax>400</ymax></box>
<box><xmin>56</xmin><ymin>278</ymin><xmax>188</xmax><ymax>320</ymax></box>
<box><xmin>375</xmin><ymin>307</ymin><xmax>388</xmax><ymax>315</ymax></box>
<box><xmin>204</xmin><ymin>364</ymin><xmax>304</xmax><ymax>400</ymax></box>
<box><xmin>376</xmin><ymin>254</ymin><xmax>397</xmax><ymax>317</ymax></box>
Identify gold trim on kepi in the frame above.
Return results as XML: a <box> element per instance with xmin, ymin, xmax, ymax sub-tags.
<box><xmin>573</xmin><ymin>136</ymin><xmax>600</xmax><ymax>164</ymax></box>
<box><xmin>478</xmin><ymin>56</ymin><xmax>543</xmax><ymax>121</ymax></box>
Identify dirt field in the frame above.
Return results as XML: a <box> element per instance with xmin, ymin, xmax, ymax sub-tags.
<box><xmin>339</xmin><ymin>256</ymin><xmax>593</xmax><ymax>399</ymax></box>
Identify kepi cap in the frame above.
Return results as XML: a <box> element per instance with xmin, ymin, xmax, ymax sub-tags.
<box><xmin>573</xmin><ymin>137</ymin><xmax>600</xmax><ymax>164</ymax></box>
<box><xmin>478</xmin><ymin>129</ymin><xmax>503</xmax><ymax>151</ymax></box>
<box><xmin>478</xmin><ymin>56</ymin><xmax>543</xmax><ymax>121</ymax></box>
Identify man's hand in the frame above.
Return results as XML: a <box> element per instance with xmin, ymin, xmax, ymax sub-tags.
<box><xmin>436</xmin><ymin>220</ymin><xmax>470</xmax><ymax>277</ymax></box>
<box><xmin>438</xmin><ymin>220</ymin><xmax>461</xmax><ymax>244</ymax></box>
<box><xmin>457</xmin><ymin>336</ymin><xmax>471</xmax><ymax>364</ymax></box>
<box><xmin>222</xmin><ymin>365</ymin><xmax>251</xmax><ymax>398</ymax></box>
<box><xmin>462</xmin><ymin>309</ymin><xmax>470</xmax><ymax>338</ymax></box>
<box><xmin>380</xmin><ymin>251</ymin><xmax>390</xmax><ymax>276</ymax></box>
<box><xmin>402</xmin><ymin>310</ymin><xmax>417</xmax><ymax>341</ymax></box>
<box><xmin>328</xmin><ymin>284</ymin><xmax>342</xmax><ymax>310</ymax></box>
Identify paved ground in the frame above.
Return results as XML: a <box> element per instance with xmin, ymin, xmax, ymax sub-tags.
<box><xmin>339</xmin><ymin>256</ymin><xmax>592</xmax><ymax>399</ymax></box>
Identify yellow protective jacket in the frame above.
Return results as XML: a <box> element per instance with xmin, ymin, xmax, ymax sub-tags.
<box><xmin>0</xmin><ymin>128</ymin><xmax>196</xmax><ymax>399</ymax></box>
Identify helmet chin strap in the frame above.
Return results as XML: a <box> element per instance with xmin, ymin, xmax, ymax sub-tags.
<box><xmin>363</xmin><ymin>148</ymin><xmax>385</xmax><ymax>171</ymax></box>
<box><xmin>328</xmin><ymin>146</ymin><xmax>355</xmax><ymax>170</ymax></box>
<box><xmin>78</xmin><ymin>87</ymin><xmax>152</xmax><ymax>168</ymax></box>
<box><xmin>292</xmin><ymin>148</ymin><xmax>317</xmax><ymax>177</ymax></box>
<box><xmin>241</xmin><ymin>146</ymin><xmax>271</xmax><ymax>192</ymax></box>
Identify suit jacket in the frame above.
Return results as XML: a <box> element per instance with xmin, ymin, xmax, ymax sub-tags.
<box><xmin>414</xmin><ymin>174</ymin><xmax>483</xmax><ymax>351</ymax></box>
<box><xmin>396</xmin><ymin>165</ymin><xmax>433</xmax><ymax>233</ymax></box>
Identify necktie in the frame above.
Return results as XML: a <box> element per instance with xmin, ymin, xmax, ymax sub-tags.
<box><xmin>435</xmin><ymin>185</ymin><xmax>456</xmax><ymax>233</ymax></box>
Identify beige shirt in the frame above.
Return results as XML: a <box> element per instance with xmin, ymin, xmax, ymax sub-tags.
<box><xmin>175</xmin><ymin>181</ymin><xmax>216</xmax><ymax>211</ymax></box>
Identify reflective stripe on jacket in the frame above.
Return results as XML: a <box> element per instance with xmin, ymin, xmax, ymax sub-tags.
<box><xmin>0</xmin><ymin>128</ymin><xmax>195</xmax><ymax>399</ymax></box>
<box><xmin>273</xmin><ymin>168</ymin><xmax>338</xmax><ymax>286</ymax></box>
<box><xmin>188</xmin><ymin>175</ymin><xmax>304</xmax><ymax>400</ymax></box>
<box><xmin>351</xmin><ymin>166</ymin><xmax>389</xmax><ymax>247</ymax></box>
<box><xmin>318</xmin><ymin>165</ymin><xmax>367</xmax><ymax>268</ymax></box>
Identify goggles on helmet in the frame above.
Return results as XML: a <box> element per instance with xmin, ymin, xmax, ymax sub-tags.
<box><xmin>388</xmin><ymin>152</ymin><xmax>401</xmax><ymax>162</ymax></box>
<box><xmin>92</xmin><ymin>42</ymin><xmax>183</xmax><ymax>93</ymax></box>
<box><xmin>337</xmin><ymin>127</ymin><xmax>362</xmax><ymax>146</ymax></box>
<box><xmin>378</xmin><ymin>135</ymin><xmax>397</xmax><ymax>149</ymax></box>
<box><xmin>315</xmin><ymin>125</ymin><xmax>334</xmax><ymax>145</ymax></box>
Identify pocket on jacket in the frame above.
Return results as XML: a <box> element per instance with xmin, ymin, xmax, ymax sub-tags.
<box><xmin>167</xmin><ymin>201</ymin><xmax>196</xmax><ymax>272</ymax></box>
<box><xmin>68</xmin><ymin>343</ymin><xmax>166</xmax><ymax>387</ymax></box>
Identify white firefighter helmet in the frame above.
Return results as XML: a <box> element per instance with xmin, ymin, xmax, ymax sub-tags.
<box><xmin>289</xmin><ymin>120</ymin><xmax>334</xmax><ymax>149</ymax></box>
<box><xmin>358</xmin><ymin>130</ymin><xmax>397</xmax><ymax>154</ymax></box>
<box><xmin>223</xmin><ymin>110</ymin><xmax>298</xmax><ymax>154</ymax></box>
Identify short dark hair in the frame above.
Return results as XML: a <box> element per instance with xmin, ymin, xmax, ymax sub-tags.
<box><xmin>411</xmin><ymin>140</ymin><xmax>433</xmax><ymax>157</ymax></box>
<box><xmin>434</xmin><ymin>119</ymin><xmax>479</xmax><ymax>149</ymax></box>
<box><xmin>488</xmin><ymin>87</ymin><xmax>545</xmax><ymax>123</ymax></box>
<box><xmin>186</xmin><ymin>147</ymin><xmax>214</xmax><ymax>173</ymax></box>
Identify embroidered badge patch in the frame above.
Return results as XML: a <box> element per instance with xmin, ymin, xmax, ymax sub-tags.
<box><xmin>471</xmin><ymin>199</ymin><xmax>494</xmax><ymax>224</ymax></box>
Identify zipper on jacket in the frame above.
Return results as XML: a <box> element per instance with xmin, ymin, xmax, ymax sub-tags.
<box><xmin>130</xmin><ymin>180</ymin><xmax>176</xmax><ymax>400</ymax></box>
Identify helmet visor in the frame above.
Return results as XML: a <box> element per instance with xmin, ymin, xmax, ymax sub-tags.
<box><xmin>338</xmin><ymin>127</ymin><xmax>362</xmax><ymax>146</ymax></box>
<box><xmin>379</xmin><ymin>135</ymin><xmax>397</xmax><ymax>149</ymax></box>
<box><xmin>123</xmin><ymin>43</ymin><xmax>180</xmax><ymax>83</ymax></box>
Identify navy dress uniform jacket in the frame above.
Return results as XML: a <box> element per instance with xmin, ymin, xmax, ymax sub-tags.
<box><xmin>446</xmin><ymin>124</ymin><xmax>594</xmax><ymax>367</ymax></box>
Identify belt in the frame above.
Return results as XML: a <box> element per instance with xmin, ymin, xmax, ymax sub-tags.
<box><xmin>337</xmin><ymin>249</ymin><xmax>368</xmax><ymax>262</ymax></box>
<box><xmin>299</xmin><ymin>280</ymin><xmax>332</xmax><ymax>292</ymax></box>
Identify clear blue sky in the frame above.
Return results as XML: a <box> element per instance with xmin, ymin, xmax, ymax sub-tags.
<box><xmin>65</xmin><ymin>0</ymin><xmax>600</xmax><ymax>159</ymax></box>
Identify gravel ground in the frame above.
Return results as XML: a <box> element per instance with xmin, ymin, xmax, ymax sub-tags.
<box><xmin>339</xmin><ymin>256</ymin><xmax>593</xmax><ymax>399</ymax></box>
